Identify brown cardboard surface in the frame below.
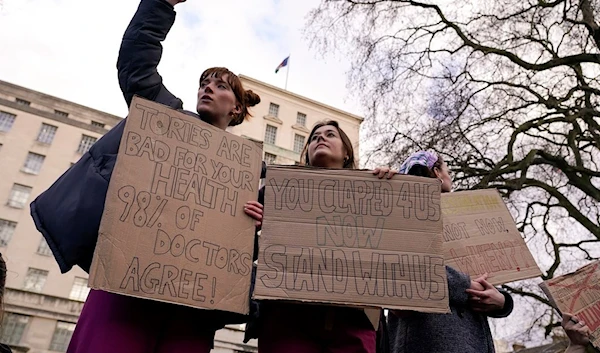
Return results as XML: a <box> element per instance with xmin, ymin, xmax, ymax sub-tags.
<box><xmin>441</xmin><ymin>189</ymin><xmax>541</xmax><ymax>285</ymax></box>
<box><xmin>89</xmin><ymin>96</ymin><xmax>262</xmax><ymax>314</ymax></box>
<box><xmin>254</xmin><ymin>166</ymin><xmax>450</xmax><ymax>313</ymax></box>
<box><xmin>364</xmin><ymin>308</ymin><xmax>381</xmax><ymax>330</ymax></box>
<box><xmin>539</xmin><ymin>282</ymin><xmax>561</xmax><ymax>315</ymax></box>
<box><xmin>541</xmin><ymin>261</ymin><xmax>600</xmax><ymax>348</ymax></box>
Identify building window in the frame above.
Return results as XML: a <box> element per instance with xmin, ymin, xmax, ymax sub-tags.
<box><xmin>0</xmin><ymin>313</ymin><xmax>29</xmax><ymax>345</ymax></box>
<box><xmin>296</xmin><ymin>112</ymin><xmax>307</xmax><ymax>126</ymax></box>
<box><xmin>77</xmin><ymin>135</ymin><xmax>97</xmax><ymax>154</ymax></box>
<box><xmin>69</xmin><ymin>277</ymin><xmax>90</xmax><ymax>302</ymax></box>
<box><xmin>7</xmin><ymin>184</ymin><xmax>32</xmax><ymax>209</ymax></box>
<box><xmin>264</xmin><ymin>125</ymin><xmax>277</xmax><ymax>145</ymax></box>
<box><xmin>293</xmin><ymin>134</ymin><xmax>306</xmax><ymax>154</ymax></box>
<box><xmin>0</xmin><ymin>220</ymin><xmax>17</xmax><ymax>247</ymax></box>
<box><xmin>268</xmin><ymin>103</ymin><xmax>279</xmax><ymax>117</ymax></box>
<box><xmin>49</xmin><ymin>322</ymin><xmax>76</xmax><ymax>352</ymax></box>
<box><xmin>16</xmin><ymin>98</ymin><xmax>30</xmax><ymax>106</ymax></box>
<box><xmin>23</xmin><ymin>268</ymin><xmax>48</xmax><ymax>292</ymax></box>
<box><xmin>37</xmin><ymin>238</ymin><xmax>53</xmax><ymax>256</ymax></box>
<box><xmin>22</xmin><ymin>152</ymin><xmax>45</xmax><ymax>174</ymax></box>
<box><xmin>37</xmin><ymin>123</ymin><xmax>58</xmax><ymax>144</ymax></box>
<box><xmin>54</xmin><ymin>110</ymin><xmax>69</xmax><ymax>117</ymax></box>
<box><xmin>0</xmin><ymin>111</ymin><xmax>16</xmax><ymax>133</ymax></box>
<box><xmin>91</xmin><ymin>121</ymin><xmax>105</xmax><ymax>129</ymax></box>
<box><xmin>264</xmin><ymin>153</ymin><xmax>277</xmax><ymax>165</ymax></box>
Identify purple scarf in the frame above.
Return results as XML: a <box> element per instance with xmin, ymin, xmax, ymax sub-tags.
<box><xmin>398</xmin><ymin>151</ymin><xmax>438</xmax><ymax>174</ymax></box>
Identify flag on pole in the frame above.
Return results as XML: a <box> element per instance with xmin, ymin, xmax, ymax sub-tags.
<box><xmin>275</xmin><ymin>56</ymin><xmax>289</xmax><ymax>73</ymax></box>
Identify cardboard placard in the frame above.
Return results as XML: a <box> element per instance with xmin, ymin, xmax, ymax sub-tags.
<box><xmin>254</xmin><ymin>166</ymin><xmax>450</xmax><ymax>313</ymax></box>
<box><xmin>540</xmin><ymin>261</ymin><xmax>600</xmax><ymax>348</ymax></box>
<box><xmin>441</xmin><ymin>189</ymin><xmax>541</xmax><ymax>285</ymax></box>
<box><xmin>89</xmin><ymin>96</ymin><xmax>262</xmax><ymax>314</ymax></box>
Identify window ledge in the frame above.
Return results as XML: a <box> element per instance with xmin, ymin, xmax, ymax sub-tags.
<box><xmin>292</xmin><ymin>124</ymin><xmax>309</xmax><ymax>133</ymax></box>
<box><xmin>20</xmin><ymin>169</ymin><xmax>39</xmax><ymax>175</ymax></box>
<box><xmin>6</xmin><ymin>202</ymin><xmax>25</xmax><ymax>209</ymax></box>
<box><xmin>5</xmin><ymin>343</ymin><xmax>30</xmax><ymax>353</ymax></box>
<box><xmin>68</xmin><ymin>297</ymin><xmax>87</xmax><ymax>302</ymax></box>
<box><xmin>35</xmin><ymin>140</ymin><xmax>52</xmax><ymax>146</ymax></box>
<box><xmin>263</xmin><ymin>115</ymin><xmax>283</xmax><ymax>124</ymax></box>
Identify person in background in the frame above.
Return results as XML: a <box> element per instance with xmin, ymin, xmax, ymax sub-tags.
<box><xmin>255</xmin><ymin>120</ymin><xmax>395</xmax><ymax>353</ymax></box>
<box><xmin>0</xmin><ymin>254</ymin><xmax>12</xmax><ymax>353</ymax></box>
<box><xmin>562</xmin><ymin>313</ymin><xmax>594</xmax><ymax>353</ymax></box>
<box><xmin>387</xmin><ymin>150</ymin><xmax>514</xmax><ymax>353</ymax></box>
<box><xmin>30</xmin><ymin>0</ymin><xmax>262</xmax><ymax>352</ymax></box>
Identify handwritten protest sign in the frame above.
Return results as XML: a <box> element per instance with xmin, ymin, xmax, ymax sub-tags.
<box><xmin>540</xmin><ymin>261</ymin><xmax>600</xmax><ymax>348</ymax></box>
<box><xmin>254</xmin><ymin>166</ymin><xmax>449</xmax><ymax>313</ymax></box>
<box><xmin>89</xmin><ymin>96</ymin><xmax>262</xmax><ymax>314</ymax></box>
<box><xmin>441</xmin><ymin>189</ymin><xmax>541</xmax><ymax>285</ymax></box>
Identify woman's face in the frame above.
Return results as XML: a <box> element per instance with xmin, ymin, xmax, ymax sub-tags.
<box><xmin>196</xmin><ymin>73</ymin><xmax>240</xmax><ymax>129</ymax></box>
<box><xmin>435</xmin><ymin>161</ymin><xmax>453</xmax><ymax>193</ymax></box>
<box><xmin>307</xmin><ymin>125</ymin><xmax>347</xmax><ymax>168</ymax></box>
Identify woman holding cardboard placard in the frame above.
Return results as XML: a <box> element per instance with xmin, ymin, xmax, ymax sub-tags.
<box><xmin>252</xmin><ymin>120</ymin><xmax>395</xmax><ymax>353</ymax></box>
<box><xmin>386</xmin><ymin>150</ymin><xmax>514</xmax><ymax>353</ymax></box>
<box><xmin>30</xmin><ymin>0</ymin><xmax>264</xmax><ymax>352</ymax></box>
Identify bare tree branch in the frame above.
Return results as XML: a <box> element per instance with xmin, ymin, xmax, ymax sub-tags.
<box><xmin>307</xmin><ymin>0</ymin><xmax>600</xmax><ymax>344</ymax></box>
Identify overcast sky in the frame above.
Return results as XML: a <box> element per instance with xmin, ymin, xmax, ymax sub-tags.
<box><xmin>0</xmin><ymin>0</ymin><xmax>356</xmax><ymax>119</ymax></box>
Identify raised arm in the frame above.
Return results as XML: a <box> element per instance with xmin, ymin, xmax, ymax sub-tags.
<box><xmin>117</xmin><ymin>0</ymin><xmax>185</xmax><ymax>108</ymax></box>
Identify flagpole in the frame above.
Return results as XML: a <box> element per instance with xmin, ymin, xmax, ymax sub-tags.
<box><xmin>284</xmin><ymin>55</ymin><xmax>290</xmax><ymax>91</ymax></box>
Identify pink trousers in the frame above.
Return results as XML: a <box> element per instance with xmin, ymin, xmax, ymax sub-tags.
<box><xmin>67</xmin><ymin>290</ymin><xmax>216</xmax><ymax>353</ymax></box>
<box><xmin>258</xmin><ymin>303</ymin><xmax>376</xmax><ymax>353</ymax></box>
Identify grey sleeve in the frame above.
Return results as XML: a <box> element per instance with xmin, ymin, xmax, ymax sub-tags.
<box><xmin>446</xmin><ymin>266</ymin><xmax>471</xmax><ymax>306</ymax></box>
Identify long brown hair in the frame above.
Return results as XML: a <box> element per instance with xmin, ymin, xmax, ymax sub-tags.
<box><xmin>301</xmin><ymin>120</ymin><xmax>356</xmax><ymax>169</ymax></box>
<box><xmin>199</xmin><ymin>67</ymin><xmax>261</xmax><ymax>126</ymax></box>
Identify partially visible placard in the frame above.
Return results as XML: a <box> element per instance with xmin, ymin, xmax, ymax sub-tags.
<box><xmin>442</xmin><ymin>189</ymin><xmax>541</xmax><ymax>285</ymax></box>
<box><xmin>541</xmin><ymin>261</ymin><xmax>600</xmax><ymax>349</ymax></box>
<box><xmin>254</xmin><ymin>166</ymin><xmax>450</xmax><ymax>313</ymax></box>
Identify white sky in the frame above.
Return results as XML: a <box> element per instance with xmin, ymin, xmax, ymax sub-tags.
<box><xmin>0</xmin><ymin>0</ymin><xmax>357</xmax><ymax>119</ymax></box>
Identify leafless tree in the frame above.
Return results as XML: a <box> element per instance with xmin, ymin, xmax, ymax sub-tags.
<box><xmin>307</xmin><ymin>0</ymin><xmax>600</xmax><ymax>344</ymax></box>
